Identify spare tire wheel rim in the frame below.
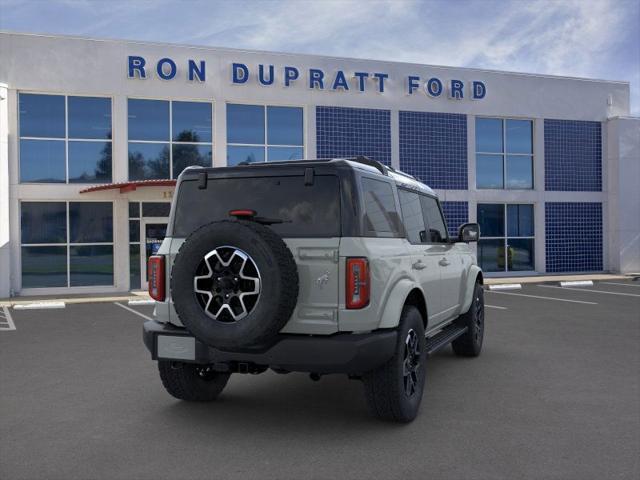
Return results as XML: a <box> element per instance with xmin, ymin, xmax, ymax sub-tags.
<box><xmin>193</xmin><ymin>246</ymin><xmax>261</xmax><ymax>322</ymax></box>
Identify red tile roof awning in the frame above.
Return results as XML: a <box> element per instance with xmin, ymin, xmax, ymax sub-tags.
<box><xmin>79</xmin><ymin>179</ymin><xmax>177</xmax><ymax>193</ymax></box>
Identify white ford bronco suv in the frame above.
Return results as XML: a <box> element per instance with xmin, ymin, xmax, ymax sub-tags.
<box><xmin>143</xmin><ymin>156</ymin><xmax>484</xmax><ymax>422</ymax></box>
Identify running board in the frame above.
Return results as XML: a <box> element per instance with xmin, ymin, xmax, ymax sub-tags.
<box><xmin>425</xmin><ymin>325</ymin><xmax>468</xmax><ymax>356</ymax></box>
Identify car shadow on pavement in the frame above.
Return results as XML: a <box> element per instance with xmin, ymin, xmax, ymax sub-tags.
<box><xmin>145</xmin><ymin>352</ymin><xmax>459</xmax><ymax>434</ymax></box>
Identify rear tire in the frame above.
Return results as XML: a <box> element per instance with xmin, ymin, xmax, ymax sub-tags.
<box><xmin>158</xmin><ymin>361</ymin><xmax>230</xmax><ymax>401</ymax></box>
<box><xmin>362</xmin><ymin>305</ymin><xmax>426</xmax><ymax>423</ymax></box>
<box><xmin>452</xmin><ymin>282</ymin><xmax>484</xmax><ymax>357</ymax></box>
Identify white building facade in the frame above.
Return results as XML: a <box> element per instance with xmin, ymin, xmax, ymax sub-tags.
<box><xmin>0</xmin><ymin>32</ymin><xmax>638</xmax><ymax>297</ymax></box>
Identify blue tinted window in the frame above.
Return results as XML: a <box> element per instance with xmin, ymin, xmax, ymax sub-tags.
<box><xmin>227</xmin><ymin>104</ymin><xmax>264</xmax><ymax>144</ymax></box>
<box><xmin>508</xmin><ymin>238</ymin><xmax>534</xmax><ymax>271</ymax></box>
<box><xmin>172</xmin><ymin>144</ymin><xmax>212</xmax><ymax>178</ymax></box>
<box><xmin>21</xmin><ymin>246</ymin><xmax>68</xmax><ymax>288</ymax></box>
<box><xmin>128</xmin><ymin>99</ymin><xmax>169</xmax><ymax>141</ymax></box>
<box><xmin>506</xmin><ymin>155</ymin><xmax>533</xmax><ymax>189</ymax></box>
<box><xmin>506</xmin><ymin>119</ymin><xmax>532</xmax><ymax>154</ymax></box>
<box><xmin>69</xmin><ymin>202</ymin><xmax>113</xmax><ymax>243</ymax></box>
<box><xmin>477</xmin><ymin>204</ymin><xmax>504</xmax><ymax>237</ymax></box>
<box><xmin>70</xmin><ymin>245</ymin><xmax>114</xmax><ymax>286</ymax></box>
<box><xmin>19</xmin><ymin>139</ymin><xmax>66</xmax><ymax>183</ymax></box>
<box><xmin>227</xmin><ymin>145</ymin><xmax>265</xmax><ymax>165</ymax></box>
<box><xmin>476</xmin><ymin>154</ymin><xmax>503</xmax><ymax>189</ymax></box>
<box><xmin>267</xmin><ymin>146</ymin><xmax>303</xmax><ymax>162</ymax></box>
<box><xmin>68</xmin><ymin>141</ymin><xmax>112</xmax><ymax>183</ymax></box>
<box><xmin>507</xmin><ymin>204</ymin><xmax>534</xmax><ymax>237</ymax></box>
<box><xmin>142</xmin><ymin>202</ymin><xmax>171</xmax><ymax>217</ymax></box>
<box><xmin>172</xmin><ymin>101</ymin><xmax>212</xmax><ymax>143</ymax></box>
<box><xmin>477</xmin><ymin>239</ymin><xmax>504</xmax><ymax>272</ymax></box>
<box><xmin>130</xmin><ymin>244</ymin><xmax>141</xmax><ymax>290</ymax></box>
<box><xmin>129</xmin><ymin>202</ymin><xmax>140</xmax><ymax>218</ymax></box>
<box><xmin>128</xmin><ymin>142</ymin><xmax>170</xmax><ymax>180</ymax></box>
<box><xmin>476</xmin><ymin>118</ymin><xmax>503</xmax><ymax>153</ymax></box>
<box><xmin>68</xmin><ymin>97</ymin><xmax>112</xmax><ymax>139</ymax></box>
<box><xmin>21</xmin><ymin>202</ymin><xmax>67</xmax><ymax>244</ymax></box>
<box><xmin>267</xmin><ymin>106</ymin><xmax>303</xmax><ymax>145</ymax></box>
<box><xmin>130</xmin><ymin>220</ymin><xmax>140</xmax><ymax>242</ymax></box>
<box><xmin>19</xmin><ymin>93</ymin><xmax>65</xmax><ymax>138</ymax></box>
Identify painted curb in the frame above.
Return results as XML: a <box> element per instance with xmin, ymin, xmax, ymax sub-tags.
<box><xmin>14</xmin><ymin>302</ymin><xmax>66</xmax><ymax>310</ymax></box>
<box><xmin>560</xmin><ymin>280</ymin><xmax>594</xmax><ymax>287</ymax></box>
<box><xmin>128</xmin><ymin>299</ymin><xmax>156</xmax><ymax>306</ymax></box>
<box><xmin>488</xmin><ymin>284</ymin><xmax>522</xmax><ymax>291</ymax></box>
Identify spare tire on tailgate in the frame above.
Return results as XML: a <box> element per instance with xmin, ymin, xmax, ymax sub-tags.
<box><xmin>170</xmin><ymin>220</ymin><xmax>299</xmax><ymax>350</ymax></box>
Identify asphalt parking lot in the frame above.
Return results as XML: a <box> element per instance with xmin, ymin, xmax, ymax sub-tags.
<box><xmin>1</xmin><ymin>280</ymin><xmax>639</xmax><ymax>480</ymax></box>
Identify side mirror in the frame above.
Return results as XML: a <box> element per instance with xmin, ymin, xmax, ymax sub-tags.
<box><xmin>458</xmin><ymin>223</ymin><xmax>480</xmax><ymax>243</ymax></box>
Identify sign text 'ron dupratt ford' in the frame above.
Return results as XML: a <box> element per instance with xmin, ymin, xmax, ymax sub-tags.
<box><xmin>127</xmin><ymin>56</ymin><xmax>487</xmax><ymax>100</ymax></box>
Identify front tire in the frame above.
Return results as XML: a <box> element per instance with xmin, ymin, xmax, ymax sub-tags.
<box><xmin>158</xmin><ymin>361</ymin><xmax>230</xmax><ymax>401</ymax></box>
<box><xmin>362</xmin><ymin>305</ymin><xmax>426</xmax><ymax>423</ymax></box>
<box><xmin>452</xmin><ymin>282</ymin><xmax>484</xmax><ymax>357</ymax></box>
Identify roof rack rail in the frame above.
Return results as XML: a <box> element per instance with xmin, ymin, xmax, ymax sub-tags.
<box><xmin>343</xmin><ymin>156</ymin><xmax>387</xmax><ymax>175</ymax></box>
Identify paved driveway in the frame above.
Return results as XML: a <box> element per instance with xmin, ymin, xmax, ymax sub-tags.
<box><xmin>1</xmin><ymin>280</ymin><xmax>639</xmax><ymax>480</ymax></box>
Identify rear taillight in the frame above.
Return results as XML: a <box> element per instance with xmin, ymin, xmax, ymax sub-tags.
<box><xmin>346</xmin><ymin>257</ymin><xmax>370</xmax><ymax>309</ymax></box>
<box><xmin>148</xmin><ymin>255</ymin><xmax>165</xmax><ymax>301</ymax></box>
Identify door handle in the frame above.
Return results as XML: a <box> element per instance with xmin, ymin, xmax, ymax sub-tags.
<box><xmin>438</xmin><ymin>257</ymin><xmax>450</xmax><ymax>267</ymax></box>
<box><xmin>412</xmin><ymin>260</ymin><xmax>427</xmax><ymax>270</ymax></box>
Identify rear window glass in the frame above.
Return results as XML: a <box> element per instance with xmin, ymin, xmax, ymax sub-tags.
<box><xmin>361</xmin><ymin>177</ymin><xmax>402</xmax><ymax>236</ymax></box>
<box><xmin>173</xmin><ymin>175</ymin><xmax>340</xmax><ymax>237</ymax></box>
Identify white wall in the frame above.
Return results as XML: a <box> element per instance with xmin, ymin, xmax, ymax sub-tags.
<box><xmin>607</xmin><ymin>117</ymin><xmax>640</xmax><ymax>274</ymax></box>
<box><xmin>0</xmin><ymin>83</ymin><xmax>9</xmax><ymax>298</ymax></box>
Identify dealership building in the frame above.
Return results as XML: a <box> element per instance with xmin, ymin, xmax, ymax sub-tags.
<box><xmin>0</xmin><ymin>31</ymin><xmax>638</xmax><ymax>297</ymax></box>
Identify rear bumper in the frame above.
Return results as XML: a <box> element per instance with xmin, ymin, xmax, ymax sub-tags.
<box><xmin>143</xmin><ymin>320</ymin><xmax>397</xmax><ymax>375</ymax></box>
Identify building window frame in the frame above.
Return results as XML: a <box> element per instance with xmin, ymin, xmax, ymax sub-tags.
<box><xmin>18</xmin><ymin>92</ymin><xmax>114</xmax><ymax>184</ymax></box>
<box><xmin>19</xmin><ymin>200</ymin><xmax>115</xmax><ymax>289</ymax></box>
<box><xmin>477</xmin><ymin>202</ymin><xmax>536</xmax><ymax>273</ymax></box>
<box><xmin>226</xmin><ymin>102</ymin><xmax>306</xmax><ymax>165</ymax></box>
<box><xmin>475</xmin><ymin>116</ymin><xmax>534</xmax><ymax>190</ymax></box>
<box><xmin>127</xmin><ymin>97</ymin><xmax>214</xmax><ymax>180</ymax></box>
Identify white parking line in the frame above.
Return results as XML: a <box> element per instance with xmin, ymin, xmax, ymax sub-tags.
<box><xmin>114</xmin><ymin>302</ymin><xmax>154</xmax><ymax>321</ymax></box>
<box><xmin>600</xmin><ymin>282</ymin><xmax>640</xmax><ymax>288</ymax></box>
<box><xmin>539</xmin><ymin>285</ymin><xmax>640</xmax><ymax>298</ymax></box>
<box><xmin>485</xmin><ymin>305</ymin><xmax>508</xmax><ymax>310</ymax></box>
<box><xmin>0</xmin><ymin>306</ymin><xmax>16</xmax><ymax>331</ymax></box>
<box><xmin>487</xmin><ymin>291</ymin><xmax>598</xmax><ymax>305</ymax></box>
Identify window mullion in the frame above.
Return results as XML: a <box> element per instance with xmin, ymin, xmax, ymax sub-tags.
<box><xmin>65</xmin><ymin>96</ymin><xmax>69</xmax><ymax>184</ymax></box>
<box><xmin>66</xmin><ymin>201</ymin><xmax>71</xmax><ymax>287</ymax></box>
<box><xmin>264</xmin><ymin>106</ymin><xmax>268</xmax><ymax>162</ymax></box>
<box><xmin>169</xmin><ymin>101</ymin><xmax>173</xmax><ymax>178</ymax></box>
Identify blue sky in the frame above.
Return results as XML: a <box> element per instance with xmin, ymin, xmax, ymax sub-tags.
<box><xmin>1</xmin><ymin>0</ymin><xmax>638</xmax><ymax>114</ymax></box>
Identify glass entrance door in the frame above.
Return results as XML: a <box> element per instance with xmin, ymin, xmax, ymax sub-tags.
<box><xmin>141</xmin><ymin>218</ymin><xmax>168</xmax><ymax>289</ymax></box>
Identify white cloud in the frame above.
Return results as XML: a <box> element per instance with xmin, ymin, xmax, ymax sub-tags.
<box><xmin>1</xmin><ymin>0</ymin><xmax>638</xmax><ymax>113</ymax></box>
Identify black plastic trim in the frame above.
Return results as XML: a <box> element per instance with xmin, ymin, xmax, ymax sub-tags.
<box><xmin>143</xmin><ymin>320</ymin><xmax>397</xmax><ymax>375</ymax></box>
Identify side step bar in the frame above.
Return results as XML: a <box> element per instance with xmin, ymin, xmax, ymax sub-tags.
<box><xmin>425</xmin><ymin>324</ymin><xmax>468</xmax><ymax>356</ymax></box>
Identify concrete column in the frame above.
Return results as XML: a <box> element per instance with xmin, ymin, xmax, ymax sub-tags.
<box><xmin>112</xmin><ymin>95</ymin><xmax>128</xmax><ymax>183</ymax></box>
<box><xmin>533</xmin><ymin>117</ymin><xmax>546</xmax><ymax>273</ymax></box>
<box><xmin>214</xmin><ymin>101</ymin><xmax>226</xmax><ymax>167</ymax></box>
<box><xmin>390</xmin><ymin>109</ymin><xmax>399</xmax><ymax>169</ymax></box>
<box><xmin>306</xmin><ymin>105</ymin><xmax>316</xmax><ymax>160</ymax></box>
<box><xmin>0</xmin><ymin>84</ymin><xmax>9</xmax><ymax>298</ymax></box>
<box><xmin>607</xmin><ymin>116</ymin><xmax>640</xmax><ymax>274</ymax></box>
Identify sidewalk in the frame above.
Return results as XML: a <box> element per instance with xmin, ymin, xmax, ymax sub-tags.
<box><xmin>483</xmin><ymin>272</ymin><xmax>637</xmax><ymax>285</ymax></box>
<box><xmin>0</xmin><ymin>290</ymin><xmax>151</xmax><ymax>307</ymax></box>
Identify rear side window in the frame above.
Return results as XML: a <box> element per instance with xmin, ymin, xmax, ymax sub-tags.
<box><xmin>361</xmin><ymin>177</ymin><xmax>402</xmax><ymax>237</ymax></box>
<box><xmin>173</xmin><ymin>175</ymin><xmax>340</xmax><ymax>237</ymax></box>
<box><xmin>398</xmin><ymin>189</ymin><xmax>426</xmax><ymax>243</ymax></box>
<box><xmin>420</xmin><ymin>196</ymin><xmax>449</xmax><ymax>243</ymax></box>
